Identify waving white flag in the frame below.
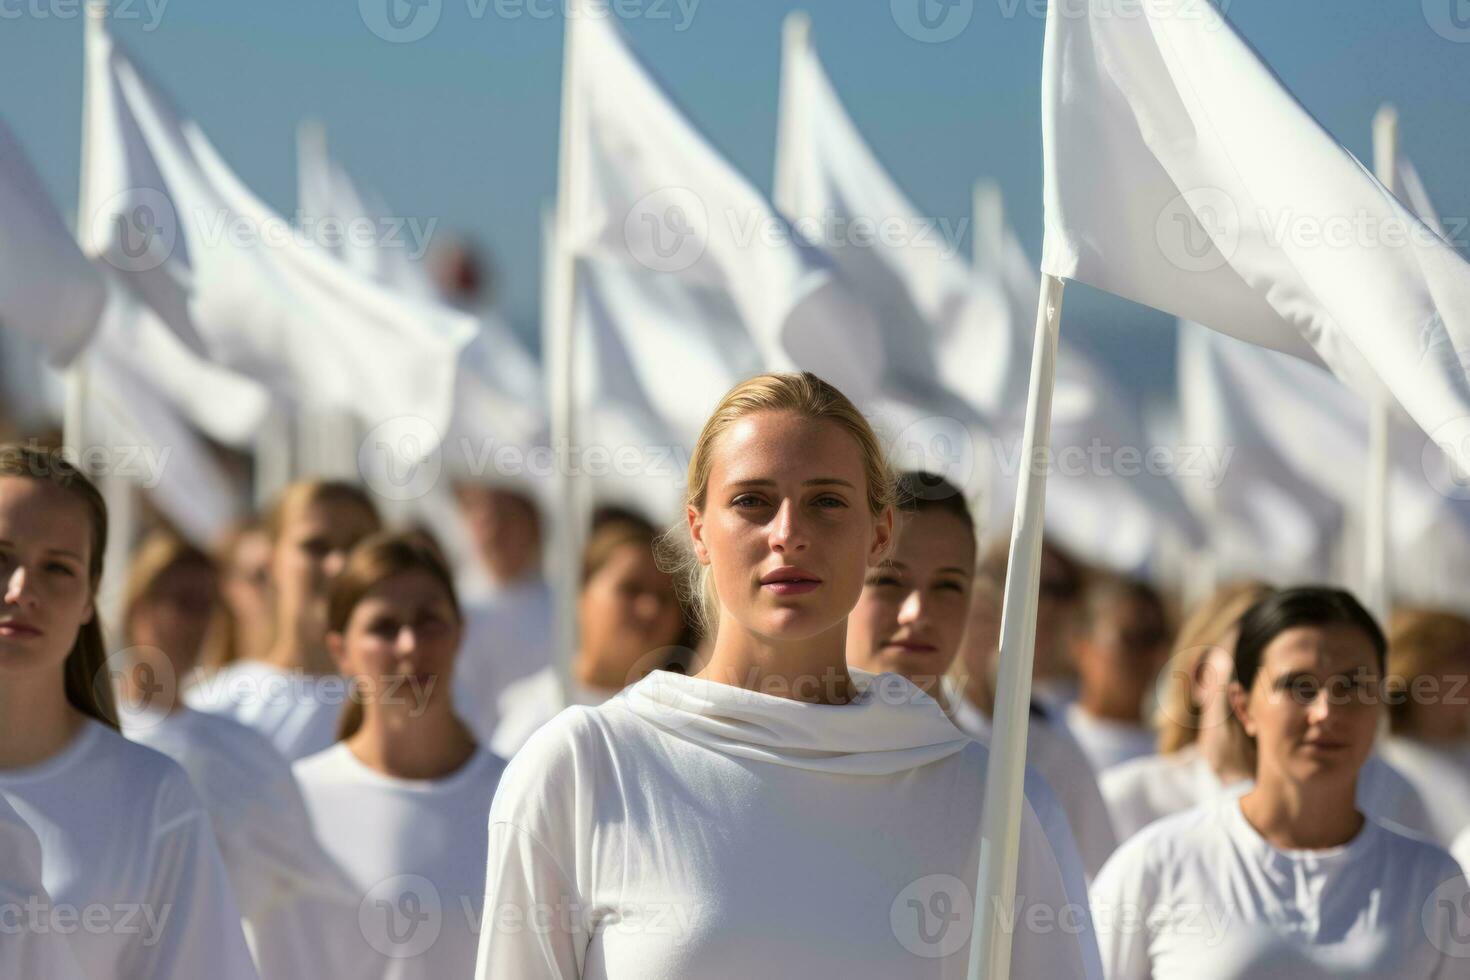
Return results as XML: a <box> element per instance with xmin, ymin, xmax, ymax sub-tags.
<box><xmin>1042</xmin><ymin>0</ymin><xmax>1470</xmax><ymax>472</ymax></box>
<box><xmin>81</xmin><ymin>20</ymin><xmax>474</xmax><ymax>448</ymax></box>
<box><xmin>560</xmin><ymin>11</ymin><xmax>882</xmax><ymax>399</ymax></box>
<box><xmin>0</xmin><ymin>117</ymin><xmax>105</xmax><ymax>364</ymax></box>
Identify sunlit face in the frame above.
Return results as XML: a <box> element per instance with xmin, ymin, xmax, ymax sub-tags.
<box><xmin>1231</xmin><ymin>625</ymin><xmax>1381</xmax><ymax>787</ymax></box>
<box><xmin>578</xmin><ymin>541</ymin><xmax>684</xmax><ymax>685</ymax></box>
<box><xmin>129</xmin><ymin>561</ymin><xmax>217</xmax><ymax>673</ymax></box>
<box><xmin>0</xmin><ymin>477</ymin><xmax>95</xmax><ymax>682</ymax></box>
<box><xmin>1073</xmin><ymin>593</ymin><xmax>1171</xmax><ymax>705</ymax></box>
<box><xmin>688</xmin><ymin>412</ymin><xmax>891</xmax><ymax>645</ymax></box>
<box><xmin>847</xmin><ymin>508</ymin><xmax>974</xmax><ymax>696</ymax></box>
<box><xmin>221</xmin><ymin>529</ymin><xmax>272</xmax><ymax>627</ymax></box>
<box><xmin>327</xmin><ymin>570</ymin><xmax>462</xmax><ymax>719</ymax></box>
<box><xmin>455</xmin><ymin>485</ymin><xmax>540</xmax><ymax>584</ymax></box>
<box><xmin>273</xmin><ymin>499</ymin><xmax>379</xmax><ymax>627</ymax></box>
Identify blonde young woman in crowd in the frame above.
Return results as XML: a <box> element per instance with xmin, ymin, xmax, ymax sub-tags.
<box><xmin>188</xmin><ymin>479</ymin><xmax>381</xmax><ymax>761</ymax></box>
<box><xmin>0</xmin><ymin>446</ymin><xmax>256</xmax><ymax>979</ymax></box>
<box><xmin>475</xmin><ymin>373</ymin><xmax>1095</xmax><ymax>978</ymax></box>
<box><xmin>1100</xmin><ymin>582</ymin><xmax>1434</xmax><ymax>843</ymax></box>
<box><xmin>944</xmin><ymin>548</ymin><xmax>1119</xmax><ymax>881</ymax></box>
<box><xmin>490</xmin><ymin>506</ymin><xmax>691</xmax><ymax>757</ymax></box>
<box><xmin>114</xmin><ymin>530</ymin><xmax>358</xmax><ymax>977</ymax></box>
<box><xmin>292</xmin><ymin>532</ymin><xmax>506</xmax><ymax>978</ymax></box>
<box><xmin>1092</xmin><ymin>587</ymin><xmax>1470</xmax><ymax>978</ymax></box>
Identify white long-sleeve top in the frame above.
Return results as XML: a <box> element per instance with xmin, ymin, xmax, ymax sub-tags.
<box><xmin>475</xmin><ymin>668</ymin><xmax>1098</xmax><ymax>979</ymax></box>
<box><xmin>1090</xmin><ymin>794</ymin><xmax>1470</xmax><ymax>979</ymax></box>
<box><xmin>0</xmin><ymin>791</ymin><xmax>85</xmax><ymax>980</ymax></box>
<box><xmin>0</xmin><ymin>720</ymin><xmax>258</xmax><ymax>979</ymax></box>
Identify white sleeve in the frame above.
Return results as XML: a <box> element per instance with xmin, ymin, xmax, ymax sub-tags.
<box><xmin>125</xmin><ymin>773</ymin><xmax>259</xmax><ymax>980</ymax></box>
<box><xmin>0</xmin><ymin>809</ymin><xmax>86</xmax><ymax>980</ymax></box>
<box><xmin>1088</xmin><ymin>840</ymin><xmax>1156</xmax><ymax>980</ymax></box>
<box><xmin>475</xmin><ymin>820</ymin><xmax>588</xmax><ymax>979</ymax></box>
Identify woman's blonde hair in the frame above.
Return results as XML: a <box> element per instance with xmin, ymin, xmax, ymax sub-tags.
<box><xmin>0</xmin><ymin>445</ymin><xmax>117</xmax><ymax>729</ymax></box>
<box><xmin>327</xmin><ymin>532</ymin><xmax>462</xmax><ymax>741</ymax></box>
<box><xmin>265</xmin><ymin>479</ymin><xmax>381</xmax><ymax>546</ymax></box>
<box><xmin>665</xmin><ymin>372</ymin><xmax>894</xmax><ymax>633</ymax></box>
<box><xmin>122</xmin><ymin>530</ymin><xmax>219</xmax><ymax>653</ymax></box>
<box><xmin>1385</xmin><ymin>607</ymin><xmax>1470</xmax><ymax>737</ymax></box>
<box><xmin>1155</xmin><ymin>580</ymin><xmax>1271</xmax><ymax>756</ymax></box>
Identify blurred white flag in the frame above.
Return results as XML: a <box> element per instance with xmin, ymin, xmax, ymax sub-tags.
<box><xmin>81</xmin><ymin>20</ymin><xmax>474</xmax><ymax>453</ymax></box>
<box><xmin>561</xmin><ymin>12</ymin><xmax>882</xmax><ymax>400</ymax></box>
<box><xmin>0</xmin><ymin>117</ymin><xmax>105</xmax><ymax>365</ymax></box>
<box><xmin>1042</xmin><ymin>0</ymin><xmax>1470</xmax><ymax>472</ymax></box>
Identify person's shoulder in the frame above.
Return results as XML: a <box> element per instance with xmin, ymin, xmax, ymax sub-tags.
<box><xmin>1371</xmin><ymin>817</ymin><xmax>1468</xmax><ymax>881</ymax></box>
<box><xmin>291</xmin><ymin>742</ymin><xmax>354</xmax><ymax>787</ymax></box>
<box><xmin>178</xmin><ymin>708</ymin><xmax>292</xmax><ymax>772</ymax></box>
<box><xmin>90</xmin><ymin>723</ymin><xmax>210</xmax><ymax>832</ymax></box>
<box><xmin>489</xmin><ymin>704</ymin><xmax>626</xmax><ymax>832</ymax></box>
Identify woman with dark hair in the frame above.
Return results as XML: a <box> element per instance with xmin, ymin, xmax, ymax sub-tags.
<box><xmin>291</xmin><ymin>531</ymin><xmax>505</xmax><ymax>978</ymax></box>
<box><xmin>1092</xmin><ymin>586</ymin><xmax>1470</xmax><ymax>978</ymax></box>
<box><xmin>0</xmin><ymin>445</ymin><xmax>256</xmax><ymax>978</ymax></box>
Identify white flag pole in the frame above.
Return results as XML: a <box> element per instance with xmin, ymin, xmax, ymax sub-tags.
<box><xmin>772</xmin><ymin>10</ymin><xmax>810</xmax><ymax>217</ymax></box>
<box><xmin>969</xmin><ymin>272</ymin><xmax>1065</xmax><ymax>979</ymax></box>
<box><xmin>66</xmin><ymin>3</ymin><xmax>107</xmax><ymax>457</ymax></box>
<box><xmin>1363</xmin><ymin>104</ymin><xmax>1397</xmax><ymax>624</ymax></box>
<box><xmin>545</xmin><ymin>2</ymin><xmax>587</xmax><ymax>709</ymax></box>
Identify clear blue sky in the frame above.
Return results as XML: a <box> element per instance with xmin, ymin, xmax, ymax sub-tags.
<box><xmin>4</xmin><ymin>0</ymin><xmax>1467</xmax><ymax>395</ymax></box>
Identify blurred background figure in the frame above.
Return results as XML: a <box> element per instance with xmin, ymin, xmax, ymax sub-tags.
<box><xmin>977</xmin><ymin>540</ymin><xmax>1088</xmax><ymax>716</ymax></box>
<box><xmin>848</xmin><ymin>471</ymin><xmax>1117</xmax><ymax>880</ymax></box>
<box><xmin>1062</xmin><ymin>574</ymin><xmax>1172</xmax><ymax>773</ymax></box>
<box><xmin>187</xmin><ymin>479</ymin><xmax>382</xmax><ymax>761</ymax></box>
<box><xmin>489</xmin><ymin>507</ymin><xmax>692</xmax><ymax>758</ymax></box>
<box><xmin>114</xmin><ymin>530</ymin><xmax>359</xmax><ymax>978</ymax></box>
<box><xmin>204</xmin><ymin>518</ymin><xmax>275</xmax><ymax>671</ymax></box>
<box><xmin>947</xmin><ymin>543</ymin><xmax>1119</xmax><ymax>879</ymax></box>
<box><xmin>1378</xmin><ymin>608</ymin><xmax>1470</xmax><ymax>847</ymax></box>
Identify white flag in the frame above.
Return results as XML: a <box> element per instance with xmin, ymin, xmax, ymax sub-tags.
<box><xmin>561</xmin><ymin>12</ymin><xmax>882</xmax><ymax>399</ymax></box>
<box><xmin>81</xmin><ymin>21</ymin><xmax>474</xmax><ymax>449</ymax></box>
<box><xmin>0</xmin><ymin>117</ymin><xmax>105</xmax><ymax>364</ymax></box>
<box><xmin>1042</xmin><ymin>0</ymin><xmax>1470</xmax><ymax>472</ymax></box>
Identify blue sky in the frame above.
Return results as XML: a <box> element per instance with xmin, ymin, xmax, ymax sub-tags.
<box><xmin>3</xmin><ymin>0</ymin><xmax>1467</xmax><ymax>396</ymax></box>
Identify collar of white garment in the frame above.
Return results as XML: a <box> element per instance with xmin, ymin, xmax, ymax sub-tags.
<box><xmin>618</xmin><ymin>667</ymin><xmax>972</xmax><ymax>776</ymax></box>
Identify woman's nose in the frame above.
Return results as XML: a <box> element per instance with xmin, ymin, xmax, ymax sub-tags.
<box><xmin>768</xmin><ymin>499</ymin><xmax>808</xmax><ymax>553</ymax></box>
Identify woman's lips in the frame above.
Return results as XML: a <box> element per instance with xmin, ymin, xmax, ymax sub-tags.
<box><xmin>0</xmin><ymin>621</ymin><xmax>41</xmax><ymax>638</ymax></box>
<box><xmin>762</xmin><ymin>580</ymin><xmax>821</xmax><ymax>595</ymax></box>
<box><xmin>885</xmin><ymin>640</ymin><xmax>939</xmax><ymax>655</ymax></box>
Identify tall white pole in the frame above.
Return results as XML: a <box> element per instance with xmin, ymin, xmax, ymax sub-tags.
<box><xmin>1364</xmin><ymin>104</ymin><xmax>1397</xmax><ymax>624</ymax></box>
<box><xmin>968</xmin><ymin>272</ymin><xmax>1065</xmax><ymax>979</ymax></box>
<box><xmin>66</xmin><ymin>3</ymin><xmax>107</xmax><ymax>456</ymax></box>
<box><xmin>772</xmin><ymin>11</ymin><xmax>810</xmax><ymax>217</ymax></box>
<box><xmin>545</xmin><ymin>3</ymin><xmax>587</xmax><ymax>709</ymax></box>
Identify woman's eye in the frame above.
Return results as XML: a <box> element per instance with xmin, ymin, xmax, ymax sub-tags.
<box><xmin>813</xmin><ymin>495</ymin><xmax>847</xmax><ymax>509</ymax></box>
<box><xmin>936</xmin><ymin>581</ymin><xmax>966</xmax><ymax>594</ymax></box>
<box><xmin>867</xmin><ymin>574</ymin><xmax>901</xmax><ymax>588</ymax></box>
<box><xmin>731</xmin><ymin>494</ymin><xmax>765</xmax><ymax>508</ymax></box>
<box><xmin>47</xmin><ymin>562</ymin><xmax>76</xmax><ymax>578</ymax></box>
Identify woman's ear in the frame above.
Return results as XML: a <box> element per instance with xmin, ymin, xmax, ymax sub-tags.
<box><xmin>868</xmin><ymin>507</ymin><xmax>894</xmax><ymax>566</ymax></box>
<box><xmin>687</xmin><ymin>505</ymin><xmax>710</xmax><ymax>566</ymax></box>
<box><xmin>1227</xmin><ymin>680</ymin><xmax>1256</xmax><ymax>738</ymax></box>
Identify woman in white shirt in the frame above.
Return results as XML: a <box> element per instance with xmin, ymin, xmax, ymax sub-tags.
<box><xmin>115</xmin><ymin>530</ymin><xmax>359</xmax><ymax>977</ymax></box>
<box><xmin>1091</xmin><ymin>586</ymin><xmax>1470</xmax><ymax>979</ymax></box>
<box><xmin>490</xmin><ymin>506</ymin><xmax>691</xmax><ymax>757</ymax></box>
<box><xmin>294</xmin><ymin>531</ymin><xmax>507</xmax><ymax>978</ymax></box>
<box><xmin>188</xmin><ymin>479</ymin><xmax>381</xmax><ymax>761</ymax></box>
<box><xmin>475</xmin><ymin>372</ymin><xmax>1095</xmax><ymax>979</ymax></box>
<box><xmin>1101</xmin><ymin>583</ymin><xmax>1434</xmax><ymax>843</ymax></box>
<box><xmin>0</xmin><ymin>444</ymin><xmax>257</xmax><ymax>979</ymax></box>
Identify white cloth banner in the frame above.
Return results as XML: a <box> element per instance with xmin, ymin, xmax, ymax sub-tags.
<box><xmin>1041</xmin><ymin>0</ymin><xmax>1470</xmax><ymax>474</ymax></box>
<box><xmin>0</xmin><ymin>117</ymin><xmax>105</xmax><ymax>364</ymax></box>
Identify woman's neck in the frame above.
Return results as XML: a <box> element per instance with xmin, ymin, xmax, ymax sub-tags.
<box><xmin>1239</xmin><ymin>769</ymin><xmax>1363</xmax><ymax>850</ymax></box>
<box><xmin>1197</xmin><ymin>718</ymin><xmax>1253</xmax><ymax>785</ymax></box>
<box><xmin>346</xmin><ymin>703</ymin><xmax>477</xmax><ymax>781</ymax></box>
<box><xmin>573</xmin><ymin>649</ymin><xmax>636</xmax><ymax>694</ymax></box>
<box><xmin>0</xmin><ymin>668</ymin><xmax>86</xmax><ymax>770</ymax></box>
<box><xmin>695</xmin><ymin>618</ymin><xmax>856</xmax><ymax>705</ymax></box>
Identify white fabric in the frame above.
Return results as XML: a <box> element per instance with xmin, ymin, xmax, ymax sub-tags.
<box><xmin>1063</xmin><ymin>703</ymin><xmax>1157</xmax><ymax>774</ymax></box>
<box><xmin>1100</xmin><ymin>744</ymin><xmax>1438</xmax><ymax>844</ymax></box>
<box><xmin>488</xmin><ymin>664</ymin><xmax>617</xmax><ymax>760</ymax></box>
<box><xmin>0</xmin><ymin>720</ymin><xmax>258</xmax><ymax>979</ymax></box>
<box><xmin>1041</xmin><ymin>0</ymin><xmax>1470</xmax><ymax>473</ymax></box>
<box><xmin>474</xmin><ymin>668</ymin><xmax>1096</xmax><ymax>978</ymax></box>
<box><xmin>452</xmin><ymin>577</ymin><xmax>557</xmax><ymax>743</ymax></box>
<box><xmin>1377</xmin><ymin>737</ymin><xmax>1470</xmax><ymax>849</ymax></box>
<box><xmin>561</xmin><ymin>12</ymin><xmax>882</xmax><ymax>401</ymax></box>
<box><xmin>291</xmin><ymin>743</ymin><xmax>507</xmax><ymax>979</ymax></box>
<box><xmin>185</xmin><ymin>661</ymin><xmax>345</xmax><ymax>763</ymax></box>
<box><xmin>0</xmin><ymin>115</ymin><xmax>105</xmax><ymax>364</ymax></box>
<box><xmin>949</xmin><ymin>692</ymin><xmax>1118</xmax><ymax>880</ymax></box>
<box><xmin>0</xmin><ymin>791</ymin><xmax>86</xmax><ymax>980</ymax></box>
<box><xmin>81</xmin><ymin>20</ymin><xmax>475</xmax><ymax>452</ymax></box>
<box><xmin>1090</xmin><ymin>794</ymin><xmax>1470</xmax><ymax>979</ymax></box>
